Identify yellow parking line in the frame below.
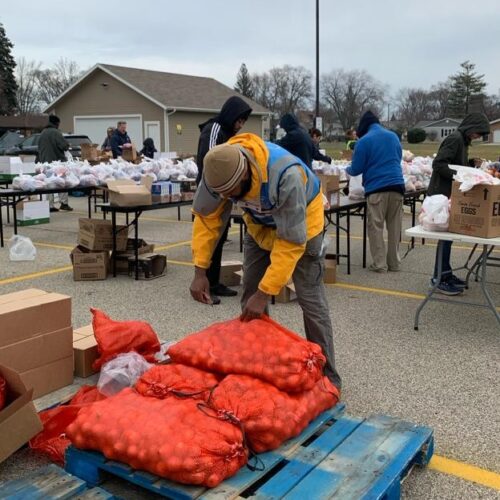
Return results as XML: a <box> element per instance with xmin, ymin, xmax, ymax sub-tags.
<box><xmin>168</xmin><ymin>259</ymin><xmax>194</xmax><ymax>267</ymax></box>
<box><xmin>72</xmin><ymin>210</ymin><xmax>193</xmax><ymax>224</ymax></box>
<box><xmin>429</xmin><ymin>455</ymin><xmax>500</xmax><ymax>491</ymax></box>
<box><xmin>331</xmin><ymin>281</ymin><xmax>426</xmax><ymax>300</ymax></box>
<box><xmin>34</xmin><ymin>241</ymin><xmax>74</xmax><ymax>250</ymax></box>
<box><xmin>0</xmin><ymin>266</ymin><xmax>73</xmax><ymax>285</ymax></box>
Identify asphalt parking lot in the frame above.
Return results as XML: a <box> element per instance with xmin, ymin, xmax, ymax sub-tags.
<box><xmin>0</xmin><ymin>196</ymin><xmax>498</xmax><ymax>499</ymax></box>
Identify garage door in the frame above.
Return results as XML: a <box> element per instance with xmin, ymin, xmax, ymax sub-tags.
<box><xmin>494</xmin><ymin>130</ymin><xmax>500</xmax><ymax>144</ymax></box>
<box><xmin>74</xmin><ymin>116</ymin><xmax>143</xmax><ymax>148</ymax></box>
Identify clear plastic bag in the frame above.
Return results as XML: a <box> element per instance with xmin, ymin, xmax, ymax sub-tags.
<box><xmin>97</xmin><ymin>352</ymin><xmax>152</xmax><ymax>397</ymax></box>
<box><xmin>418</xmin><ymin>195</ymin><xmax>450</xmax><ymax>232</ymax></box>
<box><xmin>12</xmin><ymin>175</ymin><xmax>44</xmax><ymax>191</ymax></box>
<box><xmin>8</xmin><ymin>235</ymin><xmax>37</xmax><ymax>261</ymax></box>
<box><xmin>348</xmin><ymin>175</ymin><xmax>364</xmax><ymax>200</ymax></box>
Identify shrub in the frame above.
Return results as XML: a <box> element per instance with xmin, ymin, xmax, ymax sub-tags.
<box><xmin>407</xmin><ymin>128</ymin><xmax>427</xmax><ymax>144</ymax></box>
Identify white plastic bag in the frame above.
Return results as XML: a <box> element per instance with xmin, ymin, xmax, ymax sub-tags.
<box><xmin>349</xmin><ymin>175</ymin><xmax>364</xmax><ymax>200</ymax></box>
<box><xmin>8</xmin><ymin>235</ymin><xmax>37</xmax><ymax>261</ymax></box>
<box><xmin>452</xmin><ymin>165</ymin><xmax>500</xmax><ymax>192</ymax></box>
<box><xmin>418</xmin><ymin>195</ymin><xmax>450</xmax><ymax>232</ymax></box>
<box><xmin>97</xmin><ymin>352</ymin><xmax>152</xmax><ymax>396</ymax></box>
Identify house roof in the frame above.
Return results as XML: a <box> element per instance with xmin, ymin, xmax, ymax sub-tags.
<box><xmin>0</xmin><ymin>114</ymin><xmax>48</xmax><ymax>130</ymax></box>
<box><xmin>490</xmin><ymin>118</ymin><xmax>500</xmax><ymax>125</ymax></box>
<box><xmin>415</xmin><ymin>118</ymin><xmax>462</xmax><ymax>129</ymax></box>
<box><xmin>45</xmin><ymin>63</ymin><xmax>270</xmax><ymax>115</ymax></box>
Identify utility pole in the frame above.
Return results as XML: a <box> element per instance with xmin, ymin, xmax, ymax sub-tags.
<box><xmin>315</xmin><ymin>0</ymin><xmax>321</xmax><ymax>132</ymax></box>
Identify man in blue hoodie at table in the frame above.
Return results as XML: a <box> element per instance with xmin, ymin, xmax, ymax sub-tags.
<box><xmin>346</xmin><ymin>111</ymin><xmax>405</xmax><ymax>273</ymax></box>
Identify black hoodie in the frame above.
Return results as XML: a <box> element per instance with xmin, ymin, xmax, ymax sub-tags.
<box><xmin>356</xmin><ymin>110</ymin><xmax>380</xmax><ymax>139</ymax></box>
<box><xmin>276</xmin><ymin>113</ymin><xmax>315</xmax><ymax>168</ymax></box>
<box><xmin>427</xmin><ymin>113</ymin><xmax>491</xmax><ymax>197</ymax></box>
<box><xmin>196</xmin><ymin>96</ymin><xmax>252</xmax><ymax>184</ymax></box>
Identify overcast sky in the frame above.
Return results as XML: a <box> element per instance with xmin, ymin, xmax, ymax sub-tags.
<box><xmin>3</xmin><ymin>0</ymin><xmax>500</xmax><ymax>97</ymax></box>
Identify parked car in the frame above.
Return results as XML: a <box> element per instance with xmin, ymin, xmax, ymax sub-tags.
<box><xmin>5</xmin><ymin>133</ymin><xmax>92</xmax><ymax>160</ymax></box>
<box><xmin>0</xmin><ymin>131</ymin><xmax>25</xmax><ymax>155</ymax></box>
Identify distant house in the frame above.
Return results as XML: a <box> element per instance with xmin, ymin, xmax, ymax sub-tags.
<box><xmin>414</xmin><ymin>118</ymin><xmax>462</xmax><ymax>142</ymax></box>
<box><xmin>0</xmin><ymin>114</ymin><xmax>48</xmax><ymax>137</ymax></box>
<box><xmin>44</xmin><ymin>63</ymin><xmax>271</xmax><ymax>155</ymax></box>
<box><xmin>489</xmin><ymin>119</ymin><xmax>500</xmax><ymax>144</ymax></box>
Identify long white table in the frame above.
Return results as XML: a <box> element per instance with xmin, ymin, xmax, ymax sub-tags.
<box><xmin>405</xmin><ymin>225</ymin><xmax>500</xmax><ymax>330</ymax></box>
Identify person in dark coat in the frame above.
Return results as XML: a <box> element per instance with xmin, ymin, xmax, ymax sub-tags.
<box><xmin>101</xmin><ymin>127</ymin><xmax>114</xmax><ymax>151</ymax></box>
<box><xmin>427</xmin><ymin>112</ymin><xmax>490</xmax><ymax>295</ymax></box>
<box><xmin>277</xmin><ymin>113</ymin><xmax>315</xmax><ymax>168</ymax></box>
<box><xmin>196</xmin><ymin>95</ymin><xmax>252</xmax><ymax>303</ymax></box>
<box><xmin>38</xmin><ymin>115</ymin><xmax>72</xmax><ymax>212</ymax></box>
<box><xmin>309</xmin><ymin>128</ymin><xmax>332</xmax><ymax>164</ymax></box>
<box><xmin>110</xmin><ymin>121</ymin><xmax>132</xmax><ymax>159</ymax></box>
<box><xmin>140</xmin><ymin>138</ymin><xmax>157</xmax><ymax>159</ymax></box>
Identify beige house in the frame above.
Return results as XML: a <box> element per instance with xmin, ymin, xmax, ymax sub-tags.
<box><xmin>44</xmin><ymin>64</ymin><xmax>271</xmax><ymax>155</ymax></box>
<box><xmin>489</xmin><ymin>119</ymin><xmax>500</xmax><ymax>144</ymax></box>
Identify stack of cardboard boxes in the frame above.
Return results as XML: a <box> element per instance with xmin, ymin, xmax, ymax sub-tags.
<box><xmin>0</xmin><ymin>289</ymin><xmax>73</xmax><ymax>399</ymax></box>
<box><xmin>73</xmin><ymin>325</ymin><xmax>99</xmax><ymax>378</ymax></box>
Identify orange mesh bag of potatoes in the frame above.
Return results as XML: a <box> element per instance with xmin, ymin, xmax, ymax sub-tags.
<box><xmin>167</xmin><ymin>317</ymin><xmax>325</xmax><ymax>392</ymax></box>
<box><xmin>91</xmin><ymin>308</ymin><xmax>161</xmax><ymax>370</ymax></box>
<box><xmin>135</xmin><ymin>363</ymin><xmax>221</xmax><ymax>400</ymax></box>
<box><xmin>66</xmin><ymin>388</ymin><xmax>247</xmax><ymax>487</ymax></box>
<box><xmin>209</xmin><ymin>374</ymin><xmax>339</xmax><ymax>452</ymax></box>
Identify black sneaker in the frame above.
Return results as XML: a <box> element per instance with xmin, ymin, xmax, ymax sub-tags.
<box><xmin>49</xmin><ymin>207</ymin><xmax>59</xmax><ymax>213</ymax></box>
<box><xmin>59</xmin><ymin>204</ymin><xmax>74</xmax><ymax>211</ymax></box>
<box><xmin>448</xmin><ymin>275</ymin><xmax>466</xmax><ymax>289</ymax></box>
<box><xmin>430</xmin><ymin>279</ymin><xmax>463</xmax><ymax>296</ymax></box>
<box><xmin>211</xmin><ymin>284</ymin><xmax>238</xmax><ymax>297</ymax></box>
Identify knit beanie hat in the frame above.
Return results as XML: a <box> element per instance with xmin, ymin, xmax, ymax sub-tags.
<box><xmin>356</xmin><ymin>110</ymin><xmax>379</xmax><ymax>138</ymax></box>
<box><xmin>203</xmin><ymin>144</ymin><xmax>247</xmax><ymax>195</ymax></box>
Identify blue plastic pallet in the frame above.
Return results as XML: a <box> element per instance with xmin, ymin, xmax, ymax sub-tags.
<box><xmin>65</xmin><ymin>403</ymin><xmax>434</xmax><ymax>500</ymax></box>
<box><xmin>0</xmin><ymin>464</ymin><xmax>114</xmax><ymax>499</ymax></box>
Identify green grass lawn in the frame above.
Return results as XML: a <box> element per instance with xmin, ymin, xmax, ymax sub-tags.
<box><xmin>323</xmin><ymin>141</ymin><xmax>500</xmax><ymax>161</ymax></box>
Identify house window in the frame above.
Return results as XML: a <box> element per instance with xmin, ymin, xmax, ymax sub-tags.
<box><xmin>441</xmin><ymin>129</ymin><xmax>444</xmax><ymax>138</ymax></box>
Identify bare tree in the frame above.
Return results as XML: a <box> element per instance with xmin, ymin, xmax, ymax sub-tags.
<box><xmin>429</xmin><ymin>80</ymin><xmax>452</xmax><ymax>119</ymax></box>
<box><xmin>252</xmin><ymin>65</ymin><xmax>312</xmax><ymax>117</ymax></box>
<box><xmin>15</xmin><ymin>57</ymin><xmax>42</xmax><ymax>114</ymax></box>
<box><xmin>395</xmin><ymin>88</ymin><xmax>436</xmax><ymax>128</ymax></box>
<box><xmin>321</xmin><ymin>69</ymin><xmax>385</xmax><ymax>131</ymax></box>
<box><xmin>34</xmin><ymin>58</ymin><xmax>82</xmax><ymax>107</ymax></box>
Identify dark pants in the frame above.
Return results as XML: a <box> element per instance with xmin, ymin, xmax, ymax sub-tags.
<box><xmin>207</xmin><ymin>222</ymin><xmax>230</xmax><ymax>288</ymax></box>
<box><xmin>241</xmin><ymin>233</ymin><xmax>341</xmax><ymax>389</ymax></box>
<box><xmin>433</xmin><ymin>240</ymin><xmax>453</xmax><ymax>282</ymax></box>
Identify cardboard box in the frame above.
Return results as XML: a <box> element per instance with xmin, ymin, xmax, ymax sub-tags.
<box><xmin>275</xmin><ymin>282</ymin><xmax>297</xmax><ymax>303</ymax></box>
<box><xmin>0</xmin><ymin>289</ymin><xmax>48</xmax><ymax>306</ymax></box>
<box><xmin>121</xmin><ymin>145</ymin><xmax>137</xmax><ymax>162</ymax></box>
<box><xmin>0</xmin><ymin>156</ymin><xmax>37</xmax><ymax>175</ymax></box>
<box><xmin>0</xmin><ymin>293</ymin><xmax>71</xmax><ymax>348</ymax></box>
<box><xmin>73</xmin><ymin>335</ymin><xmax>99</xmax><ymax>378</ymax></box>
<box><xmin>324</xmin><ymin>253</ymin><xmax>337</xmax><ymax>284</ymax></box>
<box><xmin>21</xmin><ymin>356</ymin><xmax>74</xmax><ymax>399</ymax></box>
<box><xmin>0</xmin><ymin>364</ymin><xmax>43</xmax><ymax>464</ymax></box>
<box><xmin>115</xmin><ymin>239</ymin><xmax>155</xmax><ymax>272</ymax></box>
<box><xmin>0</xmin><ymin>326</ymin><xmax>73</xmax><ymax>373</ymax></box>
<box><xmin>78</xmin><ymin>218</ymin><xmax>128</xmax><ymax>252</ymax></box>
<box><xmin>128</xmin><ymin>253</ymin><xmax>166</xmax><ymax>279</ymax></box>
<box><xmin>152</xmin><ymin>194</ymin><xmax>171</xmax><ymax>203</ymax></box>
<box><xmin>80</xmin><ymin>143</ymin><xmax>100</xmax><ymax>161</ymax></box>
<box><xmin>220</xmin><ymin>261</ymin><xmax>243</xmax><ymax>287</ymax></box>
<box><xmin>74</xmin><ymin>324</ymin><xmax>94</xmax><ymax>337</ymax></box>
<box><xmin>70</xmin><ymin>245</ymin><xmax>109</xmax><ymax>281</ymax></box>
<box><xmin>16</xmin><ymin>200</ymin><xmax>50</xmax><ymax>227</ymax></box>
<box><xmin>181</xmin><ymin>192</ymin><xmax>195</xmax><ymax>202</ymax></box>
<box><xmin>73</xmin><ymin>332</ymin><xmax>87</xmax><ymax>343</ymax></box>
<box><xmin>107</xmin><ymin>178</ymin><xmax>153</xmax><ymax>207</ymax></box>
<box><xmin>318</xmin><ymin>174</ymin><xmax>341</xmax><ymax>206</ymax></box>
<box><xmin>449</xmin><ymin>182</ymin><xmax>500</xmax><ymax>238</ymax></box>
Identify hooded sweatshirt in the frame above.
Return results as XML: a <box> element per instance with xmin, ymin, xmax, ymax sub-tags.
<box><xmin>37</xmin><ymin>124</ymin><xmax>69</xmax><ymax>163</ymax></box>
<box><xmin>196</xmin><ymin>96</ymin><xmax>252</xmax><ymax>184</ymax></box>
<box><xmin>427</xmin><ymin>113</ymin><xmax>491</xmax><ymax>197</ymax></box>
<box><xmin>140</xmin><ymin>138</ymin><xmax>157</xmax><ymax>159</ymax></box>
<box><xmin>276</xmin><ymin>113</ymin><xmax>315</xmax><ymax>168</ymax></box>
<box><xmin>346</xmin><ymin>111</ymin><xmax>404</xmax><ymax>196</ymax></box>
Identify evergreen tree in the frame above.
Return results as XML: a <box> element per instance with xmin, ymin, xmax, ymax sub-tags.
<box><xmin>447</xmin><ymin>61</ymin><xmax>486</xmax><ymax>118</ymax></box>
<box><xmin>234</xmin><ymin>63</ymin><xmax>254</xmax><ymax>98</ymax></box>
<box><xmin>0</xmin><ymin>23</ymin><xmax>18</xmax><ymax>115</ymax></box>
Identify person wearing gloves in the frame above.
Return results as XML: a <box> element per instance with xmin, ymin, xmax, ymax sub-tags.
<box><xmin>427</xmin><ymin>113</ymin><xmax>490</xmax><ymax>295</ymax></box>
<box><xmin>110</xmin><ymin>121</ymin><xmax>132</xmax><ymax>159</ymax></box>
<box><xmin>310</xmin><ymin>128</ymin><xmax>332</xmax><ymax>164</ymax></box>
<box><xmin>277</xmin><ymin>113</ymin><xmax>315</xmax><ymax>168</ymax></box>
<box><xmin>195</xmin><ymin>95</ymin><xmax>252</xmax><ymax>303</ymax></box>
<box><xmin>346</xmin><ymin>111</ymin><xmax>404</xmax><ymax>273</ymax></box>
<box><xmin>38</xmin><ymin>114</ymin><xmax>73</xmax><ymax>212</ymax></box>
<box><xmin>190</xmin><ymin>133</ymin><xmax>341</xmax><ymax>390</ymax></box>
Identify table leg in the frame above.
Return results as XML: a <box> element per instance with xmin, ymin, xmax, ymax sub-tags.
<box><xmin>112</xmin><ymin>211</ymin><xmax>117</xmax><ymax>278</ymax></box>
<box><xmin>414</xmin><ymin>240</ymin><xmax>443</xmax><ymax>330</ymax></box>
<box><xmin>87</xmin><ymin>191</ymin><xmax>92</xmax><ymax>219</ymax></box>
<box><xmin>239</xmin><ymin>220</ymin><xmax>243</xmax><ymax>253</ymax></box>
<box><xmin>478</xmin><ymin>245</ymin><xmax>500</xmax><ymax>326</ymax></box>
<box><xmin>126</xmin><ymin>213</ymin><xmax>129</xmax><ymax>226</ymax></box>
<box><xmin>335</xmin><ymin>211</ymin><xmax>340</xmax><ymax>265</ymax></box>
<box><xmin>411</xmin><ymin>198</ymin><xmax>416</xmax><ymax>249</ymax></box>
<box><xmin>6</xmin><ymin>196</ymin><xmax>10</xmax><ymax>224</ymax></box>
<box><xmin>13</xmin><ymin>196</ymin><xmax>18</xmax><ymax>235</ymax></box>
<box><xmin>347</xmin><ymin>210</ymin><xmax>351</xmax><ymax>275</ymax></box>
<box><xmin>362</xmin><ymin>205</ymin><xmax>367</xmax><ymax>268</ymax></box>
<box><xmin>0</xmin><ymin>197</ymin><xmax>3</xmax><ymax>248</ymax></box>
<box><xmin>135</xmin><ymin>211</ymin><xmax>139</xmax><ymax>281</ymax></box>
<box><xmin>178</xmin><ymin>205</ymin><xmax>181</xmax><ymax>221</ymax></box>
